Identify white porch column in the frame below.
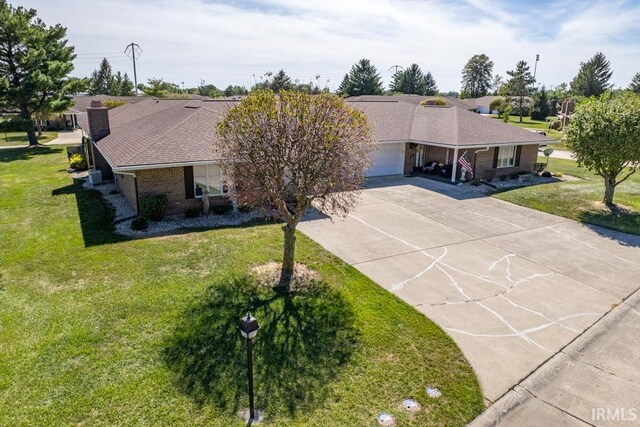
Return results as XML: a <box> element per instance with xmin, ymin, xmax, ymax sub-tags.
<box><xmin>450</xmin><ymin>147</ymin><xmax>459</xmax><ymax>183</ymax></box>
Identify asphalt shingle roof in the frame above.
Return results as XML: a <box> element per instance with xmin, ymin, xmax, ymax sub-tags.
<box><xmin>93</xmin><ymin>97</ymin><xmax>549</xmax><ymax>170</ymax></box>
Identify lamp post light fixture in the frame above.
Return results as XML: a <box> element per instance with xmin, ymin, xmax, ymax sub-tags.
<box><xmin>239</xmin><ymin>312</ymin><xmax>260</xmax><ymax>421</ymax></box>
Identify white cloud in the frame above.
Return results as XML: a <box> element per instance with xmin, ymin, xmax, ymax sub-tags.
<box><xmin>13</xmin><ymin>0</ymin><xmax>640</xmax><ymax>91</ymax></box>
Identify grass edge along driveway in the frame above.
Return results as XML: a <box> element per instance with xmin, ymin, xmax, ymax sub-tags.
<box><xmin>494</xmin><ymin>156</ymin><xmax>640</xmax><ymax>235</ymax></box>
<box><xmin>0</xmin><ymin>146</ymin><xmax>483</xmax><ymax>426</ymax></box>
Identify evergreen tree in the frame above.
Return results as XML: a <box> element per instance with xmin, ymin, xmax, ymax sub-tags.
<box><xmin>0</xmin><ymin>1</ymin><xmax>76</xmax><ymax>146</ymax></box>
<box><xmin>629</xmin><ymin>72</ymin><xmax>640</xmax><ymax>94</ymax></box>
<box><xmin>530</xmin><ymin>86</ymin><xmax>551</xmax><ymax>120</ymax></box>
<box><xmin>390</xmin><ymin>64</ymin><xmax>437</xmax><ymax>96</ymax></box>
<box><xmin>112</xmin><ymin>72</ymin><xmax>134</xmax><ymax>96</ymax></box>
<box><xmin>339</xmin><ymin>59</ymin><xmax>383</xmax><ymax>97</ymax></box>
<box><xmin>337</xmin><ymin>73</ymin><xmax>351</xmax><ymax>96</ymax></box>
<box><xmin>270</xmin><ymin>69</ymin><xmax>293</xmax><ymax>93</ymax></box>
<box><xmin>505</xmin><ymin>60</ymin><xmax>535</xmax><ymax>122</ymax></box>
<box><xmin>88</xmin><ymin>58</ymin><xmax>115</xmax><ymax>95</ymax></box>
<box><xmin>460</xmin><ymin>54</ymin><xmax>494</xmax><ymax>98</ymax></box>
<box><xmin>570</xmin><ymin>52</ymin><xmax>613</xmax><ymax>97</ymax></box>
<box><xmin>423</xmin><ymin>72</ymin><xmax>438</xmax><ymax>96</ymax></box>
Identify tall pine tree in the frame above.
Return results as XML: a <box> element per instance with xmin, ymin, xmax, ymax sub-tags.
<box><xmin>0</xmin><ymin>1</ymin><xmax>76</xmax><ymax>146</ymax></box>
<box><xmin>570</xmin><ymin>52</ymin><xmax>613</xmax><ymax>97</ymax></box>
<box><xmin>505</xmin><ymin>60</ymin><xmax>535</xmax><ymax>122</ymax></box>
<box><xmin>338</xmin><ymin>59</ymin><xmax>383</xmax><ymax>97</ymax></box>
<box><xmin>88</xmin><ymin>58</ymin><xmax>115</xmax><ymax>95</ymax></box>
<box><xmin>629</xmin><ymin>72</ymin><xmax>640</xmax><ymax>94</ymax></box>
<box><xmin>270</xmin><ymin>69</ymin><xmax>293</xmax><ymax>93</ymax></box>
<box><xmin>389</xmin><ymin>64</ymin><xmax>437</xmax><ymax>96</ymax></box>
<box><xmin>460</xmin><ymin>54</ymin><xmax>494</xmax><ymax>98</ymax></box>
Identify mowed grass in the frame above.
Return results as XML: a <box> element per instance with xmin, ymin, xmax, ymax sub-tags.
<box><xmin>0</xmin><ymin>146</ymin><xmax>484</xmax><ymax>426</ymax></box>
<box><xmin>494</xmin><ymin>156</ymin><xmax>640</xmax><ymax>234</ymax></box>
<box><xmin>488</xmin><ymin>114</ymin><xmax>565</xmax><ymax>144</ymax></box>
<box><xmin>0</xmin><ymin>130</ymin><xmax>58</xmax><ymax>146</ymax></box>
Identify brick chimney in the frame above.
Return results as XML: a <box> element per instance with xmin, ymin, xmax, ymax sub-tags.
<box><xmin>87</xmin><ymin>100</ymin><xmax>110</xmax><ymax>141</ymax></box>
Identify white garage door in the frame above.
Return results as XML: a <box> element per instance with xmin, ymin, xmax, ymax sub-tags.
<box><xmin>367</xmin><ymin>143</ymin><xmax>405</xmax><ymax>177</ymax></box>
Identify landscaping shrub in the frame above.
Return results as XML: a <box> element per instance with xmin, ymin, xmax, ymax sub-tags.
<box><xmin>499</xmin><ymin>174</ymin><xmax>507</xmax><ymax>181</ymax></box>
<box><xmin>130</xmin><ymin>216</ymin><xmax>149</xmax><ymax>230</ymax></box>
<box><xmin>509</xmin><ymin>172</ymin><xmax>520</xmax><ymax>179</ymax></box>
<box><xmin>555</xmin><ymin>172</ymin><xmax>564</xmax><ymax>178</ymax></box>
<box><xmin>211</xmin><ymin>202</ymin><xmax>233</xmax><ymax>215</ymax></box>
<box><xmin>68</xmin><ymin>153</ymin><xmax>87</xmax><ymax>170</ymax></box>
<box><xmin>551</xmin><ymin>120</ymin><xmax>562</xmax><ymax>130</ymax></box>
<box><xmin>470</xmin><ymin>178</ymin><xmax>481</xmax><ymax>186</ymax></box>
<box><xmin>140</xmin><ymin>194</ymin><xmax>168</xmax><ymax>221</ymax></box>
<box><xmin>534</xmin><ymin>162</ymin><xmax>546</xmax><ymax>175</ymax></box>
<box><xmin>238</xmin><ymin>204</ymin><xmax>253</xmax><ymax>213</ymax></box>
<box><xmin>185</xmin><ymin>208</ymin><xmax>200</xmax><ymax>218</ymax></box>
<box><xmin>542</xmin><ymin>171</ymin><xmax>552</xmax><ymax>178</ymax></box>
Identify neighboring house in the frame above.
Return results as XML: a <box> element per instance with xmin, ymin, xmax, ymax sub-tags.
<box><xmin>349</xmin><ymin>94</ymin><xmax>476</xmax><ymax>110</ymax></box>
<box><xmin>86</xmin><ymin>96</ymin><xmax>549</xmax><ymax>216</ymax></box>
<box><xmin>62</xmin><ymin>95</ymin><xmax>147</xmax><ymax>130</ymax></box>
<box><xmin>465</xmin><ymin>95</ymin><xmax>503</xmax><ymax>114</ymax></box>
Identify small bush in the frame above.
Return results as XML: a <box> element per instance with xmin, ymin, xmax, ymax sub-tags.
<box><xmin>211</xmin><ymin>202</ymin><xmax>233</xmax><ymax>215</ymax></box>
<box><xmin>131</xmin><ymin>216</ymin><xmax>149</xmax><ymax>230</ymax></box>
<box><xmin>470</xmin><ymin>178</ymin><xmax>481</xmax><ymax>186</ymax></box>
<box><xmin>509</xmin><ymin>172</ymin><xmax>519</xmax><ymax>179</ymax></box>
<box><xmin>542</xmin><ymin>171</ymin><xmax>552</xmax><ymax>178</ymax></box>
<box><xmin>517</xmin><ymin>171</ymin><xmax>529</xmax><ymax>176</ymax></box>
<box><xmin>69</xmin><ymin>153</ymin><xmax>87</xmax><ymax>170</ymax></box>
<box><xmin>499</xmin><ymin>174</ymin><xmax>507</xmax><ymax>181</ymax></box>
<box><xmin>555</xmin><ymin>172</ymin><xmax>564</xmax><ymax>178</ymax></box>
<box><xmin>551</xmin><ymin>120</ymin><xmax>562</xmax><ymax>130</ymax></box>
<box><xmin>185</xmin><ymin>208</ymin><xmax>200</xmax><ymax>219</ymax></box>
<box><xmin>534</xmin><ymin>162</ymin><xmax>546</xmax><ymax>174</ymax></box>
<box><xmin>420</xmin><ymin>97</ymin><xmax>446</xmax><ymax>106</ymax></box>
<box><xmin>140</xmin><ymin>194</ymin><xmax>168</xmax><ymax>221</ymax></box>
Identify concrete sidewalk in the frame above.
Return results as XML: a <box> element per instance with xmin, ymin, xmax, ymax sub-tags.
<box><xmin>471</xmin><ymin>288</ymin><xmax>640</xmax><ymax>426</ymax></box>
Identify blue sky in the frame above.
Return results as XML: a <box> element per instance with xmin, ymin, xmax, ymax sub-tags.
<box><xmin>14</xmin><ymin>0</ymin><xmax>640</xmax><ymax>92</ymax></box>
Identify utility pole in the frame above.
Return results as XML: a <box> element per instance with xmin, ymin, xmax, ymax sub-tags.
<box><xmin>533</xmin><ymin>54</ymin><xmax>540</xmax><ymax>81</ymax></box>
<box><xmin>124</xmin><ymin>42</ymin><xmax>142</xmax><ymax>95</ymax></box>
<box><xmin>389</xmin><ymin>65</ymin><xmax>404</xmax><ymax>75</ymax></box>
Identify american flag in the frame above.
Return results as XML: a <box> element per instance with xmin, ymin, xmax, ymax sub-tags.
<box><xmin>458</xmin><ymin>151</ymin><xmax>473</xmax><ymax>178</ymax></box>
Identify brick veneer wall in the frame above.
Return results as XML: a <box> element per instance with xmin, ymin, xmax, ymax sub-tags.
<box><xmin>403</xmin><ymin>143</ymin><xmax>416</xmax><ymax>174</ymax></box>
<box><xmin>135</xmin><ymin>166</ymin><xmax>229</xmax><ymax>216</ymax></box>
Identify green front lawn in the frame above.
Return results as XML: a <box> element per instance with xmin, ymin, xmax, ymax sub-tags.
<box><xmin>0</xmin><ymin>130</ymin><xmax>58</xmax><ymax>146</ymax></box>
<box><xmin>494</xmin><ymin>157</ymin><xmax>640</xmax><ymax>234</ymax></box>
<box><xmin>0</xmin><ymin>146</ymin><xmax>483</xmax><ymax>426</ymax></box>
<box><xmin>488</xmin><ymin>114</ymin><xmax>565</xmax><ymax>142</ymax></box>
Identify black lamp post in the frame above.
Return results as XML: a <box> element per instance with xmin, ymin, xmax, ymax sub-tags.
<box><xmin>239</xmin><ymin>312</ymin><xmax>260</xmax><ymax>421</ymax></box>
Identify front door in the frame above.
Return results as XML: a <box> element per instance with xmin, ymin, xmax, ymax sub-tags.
<box><xmin>414</xmin><ymin>144</ymin><xmax>425</xmax><ymax>169</ymax></box>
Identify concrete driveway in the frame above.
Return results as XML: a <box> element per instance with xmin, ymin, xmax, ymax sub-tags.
<box><xmin>299</xmin><ymin>176</ymin><xmax>640</xmax><ymax>406</ymax></box>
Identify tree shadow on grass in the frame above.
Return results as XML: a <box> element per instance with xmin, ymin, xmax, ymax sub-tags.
<box><xmin>578</xmin><ymin>209</ymin><xmax>640</xmax><ymax>245</ymax></box>
<box><xmin>163</xmin><ymin>276</ymin><xmax>359</xmax><ymax>418</ymax></box>
<box><xmin>0</xmin><ymin>145</ymin><xmax>61</xmax><ymax>163</ymax></box>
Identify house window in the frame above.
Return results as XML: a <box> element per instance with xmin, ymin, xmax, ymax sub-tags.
<box><xmin>193</xmin><ymin>164</ymin><xmax>228</xmax><ymax>197</ymax></box>
<box><xmin>496</xmin><ymin>145</ymin><xmax>516</xmax><ymax>168</ymax></box>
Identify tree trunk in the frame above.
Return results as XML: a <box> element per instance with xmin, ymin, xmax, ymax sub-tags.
<box><xmin>603</xmin><ymin>176</ymin><xmax>616</xmax><ymax>206</ymax></box>
<box><xmin>26</xmin><ymin>126</ymin><xmax>38</xmax><ymax>146</ymax></box>
<box><xmin>519</xmin><ymin>96</ymin><xmax>524</xmax><ymax>123</ymax></box>
<box><xmin>279</xmin><ymin>223</ymin><xmax>296</xmax><ymax>288</ymax></box>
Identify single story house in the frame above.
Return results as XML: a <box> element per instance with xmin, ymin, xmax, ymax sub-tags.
<box><xmin>465</xmin><ymin>95</ymin><xmax>503</xmax><ymax>114</ymax></box>
<box><xmin>86</xmin><ymin>96</ymin><xmax>549</xmax><ymax>216</ymax></box>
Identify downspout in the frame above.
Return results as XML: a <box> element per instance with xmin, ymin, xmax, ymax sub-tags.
<box><xmin>473</xmin><ymin>147</ymin><xmax>490</xmax><ymax>179</ymax></box>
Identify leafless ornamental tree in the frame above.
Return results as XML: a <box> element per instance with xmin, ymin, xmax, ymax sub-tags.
<box><xmin>217</xmin><ymin>90</ymin><xmax>375</xmax><ymax>287</ymax></box>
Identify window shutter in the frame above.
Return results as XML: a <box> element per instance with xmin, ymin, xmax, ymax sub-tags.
<box><xmin>492</xmin><ymin>147</ymin><xmax>499</xmax><ymax>168</ymax></box>
<box><xmin>184</xmin><ymin>166</ymin><xmax>195</xmax><ymax>199</ymax></box>
<box><xmin>515</xmin><ymin>145</ymin><xmax>522</xmax><ymax>167</ymax></box>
